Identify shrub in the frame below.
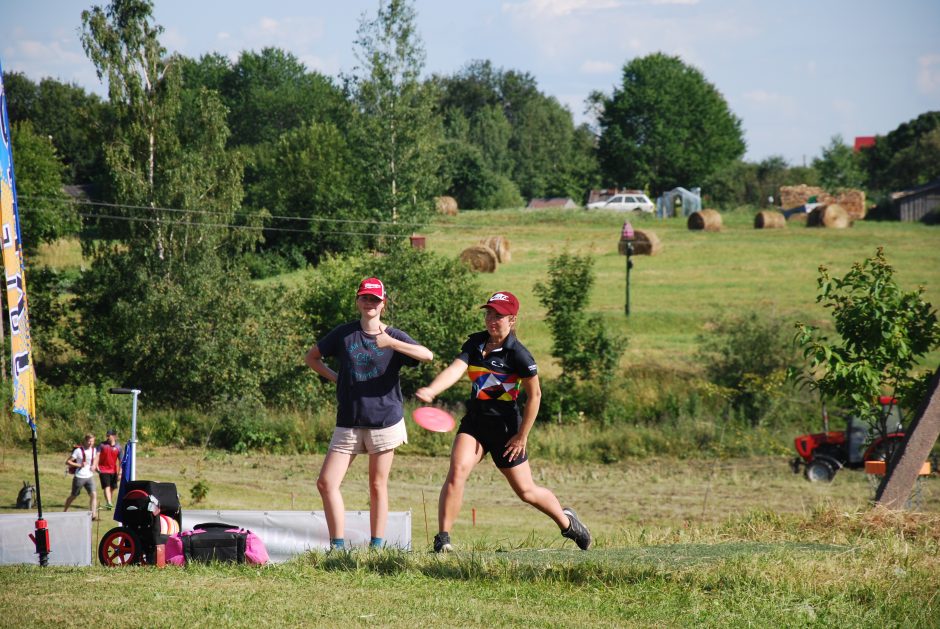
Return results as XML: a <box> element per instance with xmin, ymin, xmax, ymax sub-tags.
<box><xmin>696</xmin><ymin>310</ymin><xmax>800</xmax><ymax>427</ymax></box>
<box><xmin>534</xmin><ymin>252</ymin><xmax>625</xmax><ymax>418</ymax></box>
<box><xmin>72</xmin><ymin>247</ymin><xmax>309</xmax><ymax>409</ymax></box>
<box><xmin>795</xmin><ymin>247</ymin><xmax>940</xmax><ymax>448</ymax></box>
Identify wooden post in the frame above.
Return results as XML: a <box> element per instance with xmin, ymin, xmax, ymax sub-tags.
<box><xmin>875</xmin><ymin>367</ymin><xmax>940</xmax><ymax>509</ymax></box>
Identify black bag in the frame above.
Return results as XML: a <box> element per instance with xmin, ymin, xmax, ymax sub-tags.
<box><xmin>16</xmin><ymin>481</ymin><xmax>35</xmax><ymax>509</ymax></box>
<box><xmin>181</xmin><ymin>522</ymin><xmax>249</xmax><ymax>564</ymax></box>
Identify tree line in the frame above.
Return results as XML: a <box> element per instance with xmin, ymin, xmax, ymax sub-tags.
<box><xmin>8</xmin><ymin>2</ymin><xmax>939</xmax><ymax>264</ymax></box>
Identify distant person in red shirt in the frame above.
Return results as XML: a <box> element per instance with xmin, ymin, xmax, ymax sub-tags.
<box><xmin>96</xmin><ymin>429</ymin><xmax>122</xmax><ymax>510</ymax></box>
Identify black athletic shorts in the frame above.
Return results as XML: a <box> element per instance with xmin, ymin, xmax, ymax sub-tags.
<box><xmin>99</xmin><ymin>473</ymin><xmax>119</xmax><ymax>490</ymax></box>
<box><xmin>457</xmin><ymin>414</ymin><xmax>527</xmax><ymax>469</ymax></box>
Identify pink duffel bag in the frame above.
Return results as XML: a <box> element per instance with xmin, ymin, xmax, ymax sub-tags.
<box><xmin>166</xmin><ymin>522</ymin><xmax>269</xmax><ymax>565</ymax></box>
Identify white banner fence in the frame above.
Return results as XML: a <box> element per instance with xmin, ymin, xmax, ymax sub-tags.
<box><xmin>0</xmin><ymin>512</ymin><xmax>92</xmax><ymax>566</ymax></box>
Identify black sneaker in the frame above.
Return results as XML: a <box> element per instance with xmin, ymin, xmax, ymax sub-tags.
<box><xmin>561</xmin><ymin>507</ymin><xmax>592</xmax><ymax>550</ymax></box>
<box><xmin>433</xmin><ymin>532</ymin><xmax>453</xmax><ymax>553</ymax></box>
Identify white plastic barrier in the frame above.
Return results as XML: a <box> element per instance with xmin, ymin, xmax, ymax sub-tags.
<box><xmin>181</xmin><ymin>510</ymin><xmax>412</xmax><ymax>562</ymax></box>
<box><xmin>0</xmin><ymin>512</ymin><xmax>92</xmax><ymax>566</ymax></box>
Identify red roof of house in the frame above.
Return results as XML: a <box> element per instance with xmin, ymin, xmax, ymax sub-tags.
<box><xmin>854</xmin><ymin>136</ymin><xmax>876</xmax><ymax>151</ymax></box>
<box><xmin>527</xmin><ymin>197</ymin><xmax>576</xmax><ymax>209</ymax></box>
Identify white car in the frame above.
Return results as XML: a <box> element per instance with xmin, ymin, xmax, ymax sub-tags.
<box><xmin>586</xmin><ymin>194</ymin><xmax>655</xmax><ymax>213</ymax></box>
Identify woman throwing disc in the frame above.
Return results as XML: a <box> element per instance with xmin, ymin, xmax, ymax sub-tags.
<box><xmin>306</xmin><ymin>277</ymin><xmax>433</xmax><ymax>549</ymax></box>
<box><xmin>416</xmin><ymin>291</ymin><xmax>592</xmax><ymax>552</ymax></box>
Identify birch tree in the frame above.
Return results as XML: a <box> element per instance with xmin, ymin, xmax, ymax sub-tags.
<box><xmin>350</xmin><ymin>0</ymin><xmax>442</xmax><ymax>229</ymax></box>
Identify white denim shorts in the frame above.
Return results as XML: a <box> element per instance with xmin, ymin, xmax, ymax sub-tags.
<box><xmin>328</xmin><ymin>419</ymin><xmax>408</xmax><ymax>455</ymax></box>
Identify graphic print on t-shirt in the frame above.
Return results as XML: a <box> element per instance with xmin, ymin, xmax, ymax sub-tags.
<box><xmin>348</xmin><ymin>339</ymin><xmax>386</xmax><ymax>382</ymax></box>
<box><xmin>467</xmin><ymin>365</ymin><xmax>521</xmax><ymax>402</ymax></box>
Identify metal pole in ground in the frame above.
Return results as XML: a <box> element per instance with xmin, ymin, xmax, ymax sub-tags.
<box><xmin>621</xmin><ymin>221</ymin><xmax>635</xmax><ymax>316</ymax></box>
<box><xmin>30</xmin><ymin>425</ymin><xmax>50</xmax><ymax>567</ymax></box>
<box><xmin>109</xmin><ymin>388</ymin><xmax>141</xmax><ymax>481</ymax></box>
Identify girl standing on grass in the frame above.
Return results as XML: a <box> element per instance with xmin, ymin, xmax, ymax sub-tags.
<box><xmin>305</xmin><ymin>277</ymin><xmax>433</xmax><ymax>549</ymax></box>
<box><xmin>415</xmin><ymin>291</ymin><xmax>592</xmax><ymax>552</ymax></box>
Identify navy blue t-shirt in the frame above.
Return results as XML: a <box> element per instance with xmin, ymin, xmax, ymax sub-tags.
<box><xmin>317</xmin><ymin>321</ymin><xmax>420</xmax><ymax>428</ymax></box>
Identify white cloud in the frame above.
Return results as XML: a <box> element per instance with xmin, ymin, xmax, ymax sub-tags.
<box><xmin>13</xmin><ymin>38</ymin><xmax>84</xmax><ymax>65</ymax></box>
<box><xmin>501</xmin><ymin>0</ymin><xmax>622</xmax><ymax>18</ymax></box>
<box><xmin>300</xmin><ymin>54</ymin><xmax>341</xmax><ymax>76</ymax></box>
<box><xmin>259</xmin><ymin>17</ymin><xmax>280</xmax><ymax>33</ymax></box>
<box><xmin>237</xmin><ymin>15</ymin><xmax>326</xmax><ymax>50</ymax></box>
<box><xmin>917</xmin><ymin>53</ymin><xmax>940</xmax><ymax>93</ymax></box>
<box><xmin>743</xmin><ymin>90</ymin><xmax>779</xmax><ymax>104</ymax></box>
<box><xmin>580</xmin><ymin>59</ymin><xmax>616</xmax><ymax>74</ymax></box>
<box><xmin>830</xmin><ymin>98</ymin><xmax>857</xmax><ymax>117</ymax></box>
<box><xmin>162</xmin><ymin>27</ymin><xmax>187</xmax><ymax>51</ymax></box>
<box><xmin>741</xmin><ymin>89</ymin><xmax>798</xmax><ymax>118</ymax></box>
<box><xmin>501</xmin><ymin>0</ymin><xmax>698</xmax><ymax>14</ymax></box>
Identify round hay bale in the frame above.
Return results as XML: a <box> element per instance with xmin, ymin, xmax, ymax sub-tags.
<box><xmin>459</xmin><ymin>245</ymin><xmax>498</xmax><ymax>272</ymax></box>
<box><xmin>435</xmin><ymin>196</ymin><xmax>458</xmax><ymax>216</ymax></box>
<box><xmin>807</xmin><ymin>203</ymin><xmax>851</xmax><ymax>228</ymax></box>
<box><xmin>687</xmin><ymin>209</ymin><xmax>722</xmax><ymax>231</ymax></box>
<box><xmin>627</xmin><ymin>229</ymin><xmax>662</xmax><ymax>256</ymax></box>
<box><xmin>754</xmin><ymin>210</ymin><xmax>786</xmax><ymax>229</ymax></box>
<box><xmin>479</xmin><ymin>236</ymin><xmax>511</xmax><ymax>263</ymax></box>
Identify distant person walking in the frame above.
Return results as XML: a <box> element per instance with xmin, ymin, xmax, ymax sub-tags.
<box><xmin>416</xmin><ymin>291</ymin><xmax>592</xmax><ymax>552</ymax></box>
<box><xmin>64</xmin><ymin>433</ymin><xmax>98</xmax><ymax>518</ymax></box>
<box><xmin>96</xmin><ymin>429</ymin><xmax>122</xmax><ymax>510</ymax></box>
<box><xmin>305</xmin><ymin>277</ymin><xmax>433</xmax><ymax>549</ymax></box>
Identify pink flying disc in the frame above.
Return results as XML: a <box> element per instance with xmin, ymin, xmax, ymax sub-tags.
<box><xmin>412</xmin><ymin>406</ymin><xmax>456</xmax><ymax>432</ymax></box>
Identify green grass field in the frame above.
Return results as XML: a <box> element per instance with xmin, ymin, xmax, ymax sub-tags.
<box><xmin>1</xmin><ymin>448</ymin><xmax>938</xmax><ymax>626</ymax></box>
<box><xmin>422</xmin><ymin>208</ymin><xmax>940</xmax><ymax>375</ymax></box>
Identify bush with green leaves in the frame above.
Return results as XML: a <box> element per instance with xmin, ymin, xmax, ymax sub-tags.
<box><xmin>696</xmin><ymin>310</ymin><xmax>801</xmax><ymax>427</ymax></box>
<box><xmin>302</xmin><ymin>246</ymin><xmax>485</xmax><ymax>397</ymax></box>
<box><xmin>795</xmin><ymin>247</ymin><xmax>940</xmax><ymax>445</ymax></box>
<box><xmin>72</xmin><ymin>247</ymin><xmax>309</xmax><ymax>409</ymax></box>
<box><xmin>534</xmin><ymin>252</ymin><xmax>625</xmax><ymax>420</ymax></box>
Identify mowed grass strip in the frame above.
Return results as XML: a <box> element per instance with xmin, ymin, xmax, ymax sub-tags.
<box><xmin>0</xmin><ymin>536</ymin><xmax>935</xmax><ymax>627</ymax></box>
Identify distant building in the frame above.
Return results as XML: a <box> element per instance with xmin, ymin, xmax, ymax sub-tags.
<box><xmin>891</xmin><ymin>179</ymin><xmax>940</xmax><ymax>222</ymax></box>
<box><xmin>854</xmin><ymin>136</ymin><xmax>876</xmax><ymax>152</ymax></box>
<box><xmin>527</xmin><ymin>197</ymin><xmax>578</xmax><ymax>209</ymax></box>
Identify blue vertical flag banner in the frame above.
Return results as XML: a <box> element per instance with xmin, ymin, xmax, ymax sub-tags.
<box><xmin>113</xmin><ymin>439</ymin><xmax>135</xmax><ymax>523</ymax></box>
<box><xmin>0</xmin><ymin>61</ymin><xmax>37</xmax><ymax>428</ymax></box>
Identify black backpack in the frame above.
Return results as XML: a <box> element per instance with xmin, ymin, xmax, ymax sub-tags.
<box><xmin>16</xmin><ymin>481</ymin><xmax>35</xmax><ymax>509</ymax></box>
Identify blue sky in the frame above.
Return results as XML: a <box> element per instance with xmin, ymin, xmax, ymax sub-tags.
<box><xmin>3</xmin><ymin>0</ymin><xmax>939</xmax><ymax>165</ymax></box>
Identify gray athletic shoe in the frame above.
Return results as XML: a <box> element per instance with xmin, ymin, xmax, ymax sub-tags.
<box><xmin>561</xmin><ymin>507</ymin><xmax>592</xmax><ymax>550</ymax></box>
<box><xmin>433</xmin><ymin>532</ymin><xmax>453</xmax><ymax>553</ymax></box>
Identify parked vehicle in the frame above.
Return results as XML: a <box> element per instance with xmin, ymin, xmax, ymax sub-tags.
<box><xmin>790</xmin><ymin>397</ymin><xmax>905</xmax><ymax>482</ymax></box>
<box><xmin>586</xmin><ymin>193</ymin><xmax>655</xmax><ymax>213</ymax></box>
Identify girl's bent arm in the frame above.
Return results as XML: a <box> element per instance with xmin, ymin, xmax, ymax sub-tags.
<box><xmin>305</xmin><ymin>344</ymin><xmax>338</xmax><ymax>383</ymax></box>
<box><xmin>415</xmin><ymin>359</ymin><xmax>468</xmax><ymax>402</ymax></box>
<box><xmin>377</xmin><ymin>330</ymin><xmax>433</xmax><ymax>362</ymax></box>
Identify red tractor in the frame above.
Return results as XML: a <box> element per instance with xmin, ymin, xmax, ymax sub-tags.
<box><xmin>790</xmin><ymin>396</ymin><xmax>905</xmax><ymax>482</ymax></box>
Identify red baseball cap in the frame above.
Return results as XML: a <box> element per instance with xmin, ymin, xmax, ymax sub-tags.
<box><xmin>481</xmin><ymin>291</ymin><xmax>519</xmax><ymax>316</ymax></box>
<box><xmin>357</xmin><ymin>277</ymin><xmax>386</xmax><ymax>300</ymax></box>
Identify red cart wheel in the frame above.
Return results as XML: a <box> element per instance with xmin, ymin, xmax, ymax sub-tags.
<box><xmin>98</xmin><ymin>527</ymin><xmax>142</xmax><ymax>566</ymax></box>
